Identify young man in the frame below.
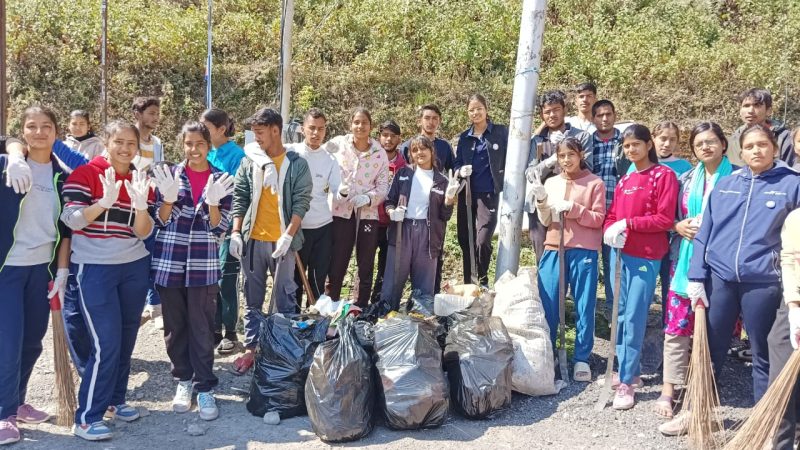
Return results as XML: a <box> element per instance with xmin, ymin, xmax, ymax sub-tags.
<box><xmin>229</xmin><ymin>108</ymin><xmax>312</xmax><ymax>375</ymax></box>
<box><xmin>132</xmin><ymin>96</ymin><xmax>165</xmax><ymax>329</ymax></box>
<box><xmin>286</xmin><ymin>108</ymin><xmax>341</xmax><ymax>308</ymax></box>
<box><xmin>371</xmin><ymin>120</ymin><xmax>407</xmax><ymax>304</ymax></box>
<box><xmin>590</xmin><ymin>99</ymin><xmax>622</xmax><ymax>314</ymax></box>
<box><xmin>565</xmin><ymin>82</ymin><xmax>598</xmax><ymax>133</ymax></box>
<box><xmin>728</xmin><ymin>88</ymin><xmax>795</xmax><ymax>167</ymax></box>
<box><xmin>525</xmin><ymin>90</ymin><xmax>592</xmax><ymax>262</ymax></box>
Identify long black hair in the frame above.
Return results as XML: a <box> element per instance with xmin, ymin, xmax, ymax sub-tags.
<box><xmin>200</xmin><ymin>108</ymin><xmax>235</xmax><ymax>137</ymax></box>
<box><xmin>621</xmin><ymin>123</ymin><xmax>658</xmax><ymax>164</ymax></box>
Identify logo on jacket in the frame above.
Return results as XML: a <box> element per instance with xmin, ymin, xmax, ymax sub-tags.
<box><xmin>399</xmin><ymin>176</ymin><xmax>409</xmax><ymax>181</ymax></box>
<box><xmin>719</xmin><ymin>190</ymin><xmax>741</xmax><ymax>195</ymax></box>
<box><xmin>432</xmin><ymin>188</ymin><xmax>444</xmax><ymax>195</ymax></box>
<box><xmin>763</xmin><ymin>191</ymin><xmax>787</xmax><ymax>196</ymax></box>
<box><xmin>638</xmin><ymin>265</ymin><xmax>648</xmax><ymax>273</ymax></box>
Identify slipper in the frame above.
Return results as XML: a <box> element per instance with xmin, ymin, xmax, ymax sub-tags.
<box><xmin>736</xmin><ymin>349</ymin><xmax>752</xmax><ymax>362</ymax></box>
<box><xmin>653</xmin><ymin>395</ymin><xmax>674</xmax><ymax>419</ymax></box>
<box><xmin>573</xmin><ymin>362</ymin><xmax>592</xmax><ymax>382</ymax></box>
<box><xmin>217</xmin><ymin>338</ymin><xmax>236</xmax><ymax>355</ymax></box>
<box><xmin>232</xmin><ymin>352</ymin><xmax>255</xmax><ymax>376</ymax></box>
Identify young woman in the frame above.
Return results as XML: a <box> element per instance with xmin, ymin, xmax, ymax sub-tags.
<box><xmin>380</xmin><ymin>136</ymin><xmax>456</xmax><ymax>309</ymax></box>
<box><xmin>654</xmin><ymin>122</ymin><xmax>735</xmax><ymax>428</ymax></box>
<box><xmin>325</xmin><ymin>108</ymin><xmax>390</xmax><ymax>306</ymax></box>
<box><xmin>0</xmin><ymin>107</ymin><xmax>70</xmax><ymax>445</ymax></box>
<box><xmin>453</xmin><ymin>94</ymin><xmax>509</xmax><ymax>286</ymax></box>
<box><xmin>199</xmin><ymin>108</ymin><xmax>245</xmax><ymax>354</ymax></box>
<box><xmin>151</xmin><ymin>122</ymin><xmax>234</xmax><ymax>421</ymax></box>
<box><xmin>602</xmin><ymin>124</ymin><xmax>679</xmax><ymax>410</ymax></box>
<box><xmin>532</xmin><ymin>137</ymin><xmax>605</xmax><ymax>382</ymax></box>
<box><xmin>61</xmin><ymin>120</ymin><xmax>154</xmax><ymax>441</ymax></box>
<box><xmin>688</xmin><ymin>124</ymin><xmax>800</xmax><ymax>405</ymax></box>
<box><xmin>64</xmin><ymin>110</ymin><xmax>105</xmax><ymax>160</ymax></box>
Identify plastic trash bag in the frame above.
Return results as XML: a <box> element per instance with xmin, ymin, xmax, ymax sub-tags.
<box><xmin>374</xmin><ymin>317</ymin><xmax>449</xmax><ymax>429</ymax></box>
<box><xmin>305</xmin><ymin>316</ymin><xmax>374</xmax><ymax>442</ymax></box>
<box><xmin>246</xmin><ymin>314</ymin><xmax>330</xmax><ymax>418</ymax></box>
<box><xmin>444</xmin><ymin>315</ymin><xmax>514</xmax><ymax>419</ymax></box>
<box><xmin>405</xmin><ymin>290</ymin><xmax>435</xmax><ymax>317</ymax></box>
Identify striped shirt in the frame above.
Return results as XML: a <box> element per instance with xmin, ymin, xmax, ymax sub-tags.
<box><xmin>592</xmin><ymin>129</ymin><xmax>621</xmax><ymax>209</ymax></box>
<box><xmin>151</xmin><ymin>163</ymin><xmax>232</xmax><ymax>287</ymax></box>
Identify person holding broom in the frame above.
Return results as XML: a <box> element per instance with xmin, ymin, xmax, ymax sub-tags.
<box><xmin>653</xmin><ymin>122</ymin><xmax>736</xmax><ymax>433</ymax></box>
<box><xmin>0</xmin><ymin>106</ymin><xmax>72</xmax><ymax>445</ymax></box>
<box><xmin>601</xmin><ymin>124</ymin><xmax>679</xmax><ymax>410</ymax></box>
<box><xmin>379</xmin><ymin>135</ymin><xmax>457</xmax><ymax>309</ymax></box>
<box><xmin>532</xmin><ymin>137</ymin><xmax>606</xmax><ymax>383</ymax></box>
<box><xmin>150</xmin><ymin>122</ymin><xmax>234</xmax><ymax>421</ymax></box>
<box><xmin>687</xmin><ymin>124</ymin><xmax>800</xmax><ymax>404</ymax></box>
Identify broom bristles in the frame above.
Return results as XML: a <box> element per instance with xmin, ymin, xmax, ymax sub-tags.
<box><xmin>685</xmin><ymin>306</ymin><xmax>725</xmax><ymax>450</ymax></box>
<box><xmin>51</xmin><ymin>311</ymin><xmax>77</xmax><ymax>427</ymax></box>
<box><xmin>724</xmin><ymin>349</ymin><xmax>800</xmax><ymax>450</ymax></box>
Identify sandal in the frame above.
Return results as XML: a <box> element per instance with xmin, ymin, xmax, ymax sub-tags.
<box><xmin>653</xmin><ymin>395</ymin><xmax>674</xmax><ymax>419</ymax></box>
<box><xmin>573</xmin><ymin>362</ymin><xmax>592</xmax><ymax>382</ymax></box>
<box><xmin>217</xmin><ymin>338</ymin><xmax>236</xmax><ymax>355</ymax></box>
<box><xmin>232</xmin><ymin>352</ymin><xmax>255</xmax><ymax>376</ymax></box>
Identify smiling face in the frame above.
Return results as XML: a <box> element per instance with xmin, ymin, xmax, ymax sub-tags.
<box><xmin>692</xmin><ymin>130</ymin><xmax>725</xmax><ymax>165</ymax></box>
<box><xmin>467</xmin><ymin>100</ymin><xmax>487</xmax><ymax>127</ymax></box>
<box><xmin>183</xmin><ymin>131</ymin><xmax>210</xmax><ymax>168</ymax></box>
<box><xmin>252</xmin><ymin>124</ymin><xmax>281</xmax><ymax>152</ymax></box>
<box><xmin>350</xmin><ymin>112</ymin><xmax>371</xmax><ymax>141</ymax></box>
<box><xmin>106</xmin><ymin>128</ymin><xmax>140</xmax><ymax>167</ymax></box>
<box><xmin>541</xmin><ymin>103</ymin><xmax>565</xmax><ymax>130</ymax></box>
<box><xmin>739</xmin><ymin>97</ymin><xmax>770</xmax><ymax>126</ymax></box>
<box><xmin>410</xmin><ymin>142</ymin><xmax>433</xmax><ymax>170</ymax></box>
<box><xmin>23</xmin><ymin>112</ymin><xmax>57</xmax><ymax>152</ymax></box>
<box><xmin>557</xmin><ymin>144</ymin><xmax>583</xmax><ymax>176</ymax></box>
<box><xmin>741</xmin><ymin>129</ymin><xmax>777</xmax><ymax>174</ymax></box>
<box><xmin>654</xmin><ymin>128</ymin><xmax>679</xmax><ymax>158</ymax></box>
<box><xmin>623</xmin><ymin>137</ymin><xmax>652</xmax><ymax>165</ymax></box>
<box><xmin>379</xmin><ymin>129</ymin><xmax>400</xmax><ymax>153</ymax></box>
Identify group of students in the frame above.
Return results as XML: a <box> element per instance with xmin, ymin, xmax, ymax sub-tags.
<box><xmin>0</xmin><ymin>82</ymin><xmax>799</xmax><ymax>446</ymax></box>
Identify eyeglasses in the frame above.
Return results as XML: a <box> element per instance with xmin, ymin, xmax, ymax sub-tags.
<box><xmin>694</xmin><ymin>139</ymin><xmax>720</xmax><ymax>149</ymax></box>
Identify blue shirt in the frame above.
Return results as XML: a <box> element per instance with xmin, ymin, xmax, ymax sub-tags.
<box><xmin>625</xmin><ymin>156</ymin><xmax>694</xmax><ymax>177</ymax></box>
<box><xmin>400</xmin><ymin>136</ymin><xmax>455</xmax><ymax>174</ymax></box>
<box><xmin>468</xmin><ymin>130</ymin><xmax>494</xmax><ymax>193</ymax></box>
<box><xmin>207</xmin><ymin>140</ymin><xmax>245</xmax><ymax>176</ymax></box>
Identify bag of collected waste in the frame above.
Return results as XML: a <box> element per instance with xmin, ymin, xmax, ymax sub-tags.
<box><xmin>405</xmin><ymin>290</ymin><xmax>435</xmax><ymax>317</ymax></box>
<box><xmin>246</xmin><ymin>314</ymin><xmax>330</xmax><ymax>418</ymax></box>
<box><xmin>374</xmin><ymin>316</ymin><xmax>449</xmax><ymax>429</ymax></box>
<box><xmin>493</xmin><ymin>269</ymin><xmax>558</xmax><ymax>396</ymax></box>
<box><xmin>305</xmin><ymin>316</ymin><xmax>374</xmax><ymax>442</ymax></box>
<box><xmin>444</xmin><ymin>315</ymin><xmax>514</xmax><ymax>419</ymax></box>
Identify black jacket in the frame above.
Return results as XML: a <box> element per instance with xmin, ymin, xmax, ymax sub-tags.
<box><xmin>454</xmin><ymin>121</ymin><xmax>509</xmax><ymax>194</ymax></box>
<box><xmin>384</xmin><ymin>166</ymin><xmax>454</xmax><ymax>259</ymax></box>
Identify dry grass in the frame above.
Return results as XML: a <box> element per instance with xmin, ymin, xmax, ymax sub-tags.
<box><xmin>684</xmin><ymin>306</ymin><xmax>724</xmax><ymax>449</ymax></box>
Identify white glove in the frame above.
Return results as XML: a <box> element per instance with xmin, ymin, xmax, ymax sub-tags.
<box><xmin>338</xmin><ymin>184</ymin><xmax>350</xmax><ymax>197</ymax></box>
<box><xmin>788</xmin><ymin>307</ymin><xmax>800</xmax><ymax>350</ymax></box>
<box><xmin>262</xmin><ymin>162</ymin><xmax>278</xmax><ymax>194</ymax></box>
<box><xmin>542</xmin><ymin>152</ymin><xmax>559</xmax><ymax>169</ymax></box>
<box><xmin>445</xmin><ymin>173</ymin><xmax>461</xmax><ymax>201</ymax></box>
<box><xmin>97</xmin><ymin>167</ymin><xmax>122</xmax><ymax>209</ymax></box>
<box><xmin>271</xmin><ymin>232</ymin><xmax>293</xmax><ymax>258</ymax></box>
<box><xmin>229</xmin><ymin>233</ymin><xmax>244</xmax><ymax>260</ymax></box>
<box><xmin>48</xmin><ymin>268</ymin><xmax>69</xmax><ymax>300</ymax></box>
<box><xmin>530</xmin><ymin>179</ymin><xmax>547</xmax><ymax>202</ymax></box>
<box><xmin>124</xmin><ymin>170</ymin><xmax>150</xmax><ymax>211</ymax></box>
<box><xmin>458</xmin><ymin>165</ymin><xmax>473</xmax><ymax>178</ymax></box>
<box><xmin>152</xmin><ymin>165</ymin><xmax>180</xmax><ymax>203</ymax></box>
<box><xmin>552</xmin><ymin>199</ymin><xmax>573</xmax><ymax>215</ymax></box>
<box><xmin>352</xmin><ymin>194</ymin><xmax>370</xmax><ymax>209</ymax></box>
<box><xmin>549</xmin><ymin>130</ymin><xmax>566</xmax><ymax>145</ymax></box>
<box><xmin>204</xmin><ymin>173</ymin><xmax>235</xmax><ymax>207</ymax></box>
<box><xmin>687</xmin><ymin>281</ymin><xmax>709</xmax><ymax>309</ymax></box>
<box><xmin>5</xmin><ymin>154</ymin><xmax>32</xmax><ymax>194</ymax></box>
<box><xmin>388</xmin><ymin>206</ymin><xmax>406</xmax><ymax>222</ymax></box>
<box><xmin>603</xmin><ymin>219</ymin><xmax>628</xmax><ymax>248</ymax></box>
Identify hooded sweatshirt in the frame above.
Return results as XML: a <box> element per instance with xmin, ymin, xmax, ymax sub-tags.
<box><xmin>728</xmin><ymin>119</ymin><xmax>795</xmax><ymax>167</ymax></box>
<box><xmin>689</xmin><ymin>162</ymin><xmax>800</xmax><ymax>284</ymax></box>
<box><xmin>61</xmin><ymin>156</ymin><xmax>155</xmax><ymax>265</ymax></box>
<box><xmin>325</xmin><ymin>134</ymin><xmax>390</xmax><ymax>221</ymax></box>
<box><xmin>286</xmin><ymin>142</ymin><xmax>342</xmax><ymax>229</ymax></box>
<box><xmin>64</xmin><ymin>133</ymin><xmax>105</xmax><ymax>160</ymax></box>
<box><xmin>536</xmin><ymin>168</ymin><xmax>606</xmax><ymax>251</ymax></box>
<box><xmin>782</xmin><ymin>209</ymin><xmax>800</xmax><ymax>305</ymax></box>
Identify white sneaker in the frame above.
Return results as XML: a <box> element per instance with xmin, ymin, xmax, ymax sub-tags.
<box><xmin>197</xmin><ymin>392</ymin><xmax>218</xmax><ymax>421</ymax></box>
<box><xmin>172</xmin><ymin>381</ymin><xmax>193</xmax><ymax>413</ymax></box>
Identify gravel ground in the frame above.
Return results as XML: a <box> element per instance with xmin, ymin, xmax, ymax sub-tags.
<box><xmin>15</xmin><ymin>303</ymin><xmax>754</xmax><ymax>450</ymax></box>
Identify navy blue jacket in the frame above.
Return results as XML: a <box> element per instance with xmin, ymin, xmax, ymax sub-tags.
<box><xmin>400</xmin><ymin>136</ymin><xmax>455</xmax><ymax>174</ymax></box>
<box><xmin>689</xmin><ymin>162</ymin><xmax>800</xmax><ymax>284</ymax></box>
<box><xmin>0</xmin><ymin>154</ymin><xmax>71</xmax><ymax>276</ymax></box>
<box><xmin>453</xmin><ymin>121</ymin><xmax>509</xmax><ymax>195</ymax></box>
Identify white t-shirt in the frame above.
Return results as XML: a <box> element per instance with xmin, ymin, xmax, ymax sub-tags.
<box><xmin>566</xmin><ymin>115</ymin><xmax>596</xmax><ymax>134</ymax></box>
<box><xmin>289</xmin><ymin>142</ymin><xmax>342</xmax><ymax>229</ymax></box>
<box><xmin>5</xmin><ymin>160</ymin><xmax>59</xmax><ymax>266</ymax></box>
<box><xmin>406</xmin><ymin>168</ymin><xmax>434</xmax><ymax>219</ymax></box>
<box><xmin>133</xmin><ymin>134</ymin><xmax>162</xmax><ymax>171</ymax></box>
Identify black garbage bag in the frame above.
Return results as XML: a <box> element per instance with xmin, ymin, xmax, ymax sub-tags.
<box><xmin>373</xmin><ymin>316</ymin><xmax>449</xmax><ymax>429</ymax></box>
<box><xmin>405</xmin><ymin>290</ymin><xmax>435</xmax><ymax>317</ymax></box>
<box><xmin>444</xmin><ymin>315</ymin><xmax>514</xmax><ymax>419</ymax></box>
<box><xmin>246</xmin><ymin>314</ymin><xmax>330</xmax><ymax>419</ymax></box>
<box><xmin>305</xmin><ymin>316</ymin><xmax>374</xmax><ymax>442</ymax></box>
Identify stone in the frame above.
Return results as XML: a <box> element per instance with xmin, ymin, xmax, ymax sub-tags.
<box><xmin>187</xmin><ymin>423</ymin><xmax>206</xmax><ymax>436</ymax></box>
<box><xmin>263</xmin><ymin>411</ymin><xmax>281</xmax><ymax>425</ymax></box>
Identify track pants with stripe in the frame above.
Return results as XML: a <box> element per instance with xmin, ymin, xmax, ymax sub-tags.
<box><xmin>0</xmin><ymin>264</ymin><xmax>50</xmax><ymax>420</ymax></box>
<box><xmin>73</xmin><ymin>257</ymin><xmax>149</xmax><ymax>425</ymax></box>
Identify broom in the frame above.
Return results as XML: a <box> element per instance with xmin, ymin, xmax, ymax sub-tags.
<box><xmin>48</xmin><ymin>281</ymin><xmax>77</xmax><ymax>427</ymax></box>
<box><xmin>684</xmin><ymin>304</ymin><xmax>724</xmax><ymax>450</ymax></box>
<box><xmin>723</xmin><ymin>349</ymin><xmax>800</xmax><ymax>450</ymax></box>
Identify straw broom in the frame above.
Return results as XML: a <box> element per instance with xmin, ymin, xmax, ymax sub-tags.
<box><xmin>684</xmin><ymin>304</ymin><xmax>724</xmax><ymax>450</ymax></box>
<box><xmin>724</xmin><ymin>349</ymin><xmax>800</xmax><ymax>450</ymax></box>
<box><xmin>49</xmin><ymin>281</ymin><xmax>77</xmax><ymax>426</ymax></box>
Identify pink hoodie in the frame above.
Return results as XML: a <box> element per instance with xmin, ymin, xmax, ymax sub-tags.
<box><xmin>326</xmin><ymin>134</ymin><xmax>390</xmax><ymax>221</ymax></box>
<box><xmin>536</xmin><ymin>169</ymin><xmax>606</xmax><ymax>251</ymax></box>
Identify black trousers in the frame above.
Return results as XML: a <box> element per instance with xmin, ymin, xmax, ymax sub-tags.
<box><xmin>326</xmin><ymin>215</ymin><xmax>379</xmax><ymax>306</ymax></box>
<box><xmin>769</xmin><ymin>301</ymin><xmax>800</xmax><ymax>450</ymax></box>
<box><xmin>295</xmin><ymin>223</ymin><xmax>332</xmax><ymax>308</ymax></box>
<box><xmin>159</xmin><ymin>285</ymin><xmax>219</xmax><ymax>393</ymax></box>
<box><xmin>456</xmin><ymin>190</ymin><xmax>498</xmax><ymax>286</ymax></box>
<box><xmin>371</xmin><ymin>225</ymin><xmax>390</xmax><ymax>304</ymax></box>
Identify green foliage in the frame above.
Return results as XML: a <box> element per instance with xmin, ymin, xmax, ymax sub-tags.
<box><xmin>5</xmin><ymin>0</ymin><xmax>800</xmax><ymax>157</ymax></box>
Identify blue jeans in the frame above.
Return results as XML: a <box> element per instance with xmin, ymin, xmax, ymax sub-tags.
<box><xmin>144</xmin><ymin>234</ymin><xmax>161</xmax><ymax>306</ymax></box>
<box><xmin>602</xmin><ymin>244</ymin><xmax>613</xmax><ymax>310</ymax></box>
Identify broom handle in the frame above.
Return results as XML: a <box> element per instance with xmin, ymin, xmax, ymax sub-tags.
<box><xmin>558</xmin><ymin>211</ymin><xmax>569</xmax><ymax>382</ymax></box>
<box><xmin>294</xmin><ymin>252</ymin><xmax>316</xmax><ymax>306</ymax></box>
<box><xmin>603</xmin><ymin>251</ymin><xmax>623</xmax><ymax>382</ymax></box>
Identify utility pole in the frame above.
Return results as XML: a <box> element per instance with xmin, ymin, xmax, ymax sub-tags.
<box><xmin>0</xmin><ymin>0</ymin><xmax>7</xmax><ymax>135</ymax></box>
<box><xmin>100</xmin><ymin>0</ymin><xmax>108</xmax><ymax>126</ymax></box>
<box><xmin>279</xmin><ymin>0</ymin><xmax>294</xmax><ymax>122</ymax></box>
<box><xmin>205</xmin><ymin>0</ymin><xmax>212</xmax><ymax>109</ymax></box>
<box><xmin>495</xmin><ymin>0</ymin><xmax>547</xmax><ymax>279</ymax></box>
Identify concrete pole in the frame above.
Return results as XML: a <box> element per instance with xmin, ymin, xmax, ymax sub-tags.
<box><xmin>0</xmin><ymin>0</ymin><xmax>6</xmax><ymax>135</ymax></box>
<box><xmin>100</xmin><ymin>0</ymin><xmax>108</xmax><ymax>126</ymax></box>
<box><xmin>495</xmin><ymin>0</ymin><xmax>547</xmax><ymax>279</ymax></box>
<box><xmin>279</xmin><ymin>0</ymin><xmax>294</xmax><ymax>122</ymax></box>
<box><xmin>205</xmin><ymin>0</ymin><xmax>212</xmax><ymax>109</ymax></box>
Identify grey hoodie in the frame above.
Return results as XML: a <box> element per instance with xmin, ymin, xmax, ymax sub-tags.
<box><xmin>64</xmin><ymin>134</ymin><xmax>105</xmax><ymax>160</ymax></box>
